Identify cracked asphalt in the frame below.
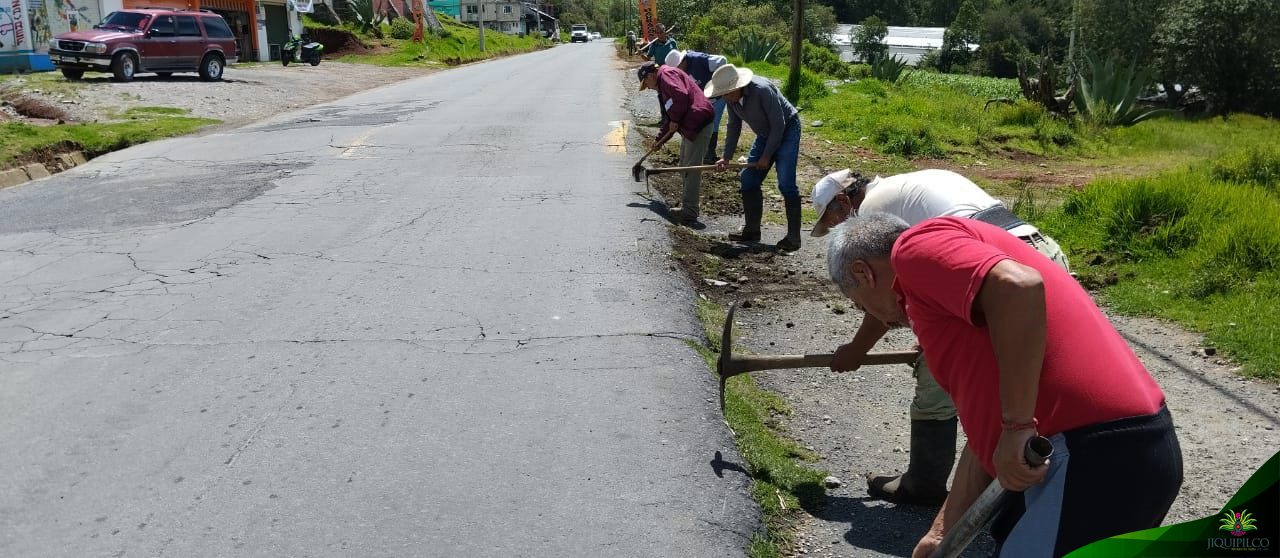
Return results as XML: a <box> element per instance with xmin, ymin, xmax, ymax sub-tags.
<box><xmin>0</xmin><ymin>42</ymin><xmax>758</xmax><ymax>556</ymax></box>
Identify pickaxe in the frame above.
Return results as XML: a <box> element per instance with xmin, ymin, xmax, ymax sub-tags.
<box><xmin>632</xmin><ymin>162</ymin><xmax>749</xmax><ymax>184</ymax></box>
<box><xmin>930</xmin><ymin>436</ymin><xmax>1054</xmax><ymax>558</ymax></box>
<box><xmin>714</xmin><ymin>301</ymin><xmax>920</xmax><ymax>412</ymax></box>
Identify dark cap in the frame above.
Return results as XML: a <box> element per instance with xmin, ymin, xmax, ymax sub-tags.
<box><xmin>637</xmin><ymin>62</ymin><xmax>659</xmax><ymax>90</ymax></box>
<box><xmin>637</xmin><ymin>62</ymin><xmax>658</xmax><ymax>83</ymax></box>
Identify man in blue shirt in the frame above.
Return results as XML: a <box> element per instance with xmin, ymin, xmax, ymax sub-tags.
<box><xmin>705</xmin><ymin>64</ymin><xmax>803</xmax><ymax>251</ymax></box>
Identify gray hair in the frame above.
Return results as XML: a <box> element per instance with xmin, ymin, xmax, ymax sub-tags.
<box><xmin>827</xmin><ymin>212</ymin><xmax>910</xmax><ymax>289</ymax></box>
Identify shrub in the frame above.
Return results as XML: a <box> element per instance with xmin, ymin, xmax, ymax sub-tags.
<box><xmin>868</xmin><ymin>55</ymin><xmax>910</xmax><ymax>83</ymax></box>
<box><xmin>998</xmin><ymin>101</ymin><xmax>1044</xmax><ymax>127</ymax></box>
<box><xmin>348</xmin><ymin>0</ymin><xmax>386</xmax><ymax>35</ymax></box>
<box><xmin>1073</xmin><ymin>54</ymin><xmax>1170</xmax><ymax>127</ymax></box>
<box><xmin>388</xmin><ymin>18</ymin><xmax>416</xmax><ymax>40</ymax></box>
<box><xmin>1032</xmin><ymin>114</ymin><xmax>1076</xmax><ymax>148</ymax></box>
<box><xmin>732</xmin><ymin>32</ymin><xmax>780</xmax><ymax>64</ymax></box>
<box><xmin>803</xmin><ymin>42</ymin><xmax>850</xmax><ymax>79</ymax></box>
<box><xmin>784</xmin><ymin>67</ymin><xmax>830</xmax><ymax>104</ymax></box>
<box><xmin>871</xmin><ymin>118</ymin><xmax>945</xmax><ymax>158</ymax></box>
<box><xmin>1210</xmin><ymin>146</ymin><xmax>1280</xmax><ymax>193</ymax></box>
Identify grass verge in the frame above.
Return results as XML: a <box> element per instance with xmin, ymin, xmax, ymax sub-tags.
<box><xmin>1040</xmin><ymin>146</ymin><xmax>1280</xmax><ymax>379</ymax></box>
<box><xmin>741</xmin><ymin>61</ymin><xmax>1280</xmax><ymax>171</ymax></box>
<box><xmin>332</xmin><ymin>16</ymin><xmax>547</xmax><ymax>67</ymax></box>
<box><xmin>690</xmin><ymin>297</ymin><xmax>828</xmax><ymax>557</ymax></box>
<box><xmin>1</xmin><ymin>108</ymin><xmax>216</xmax><ymax>169</ymax></box>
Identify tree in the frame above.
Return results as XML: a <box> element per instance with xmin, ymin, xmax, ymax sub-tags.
<box><xmin>1074</xmin><ymin>0</ymin><xmax>1168</xmax><ymax>69</ymax></box>
<box><xmin>1154</xmin><ymin>0</ymin><xmax>1280</xmax><ymax>114</ymax></box>
<box><xmin>853</xmin><ymin>15</ymin><xmax>889</xmax><ymax>63</ymax></box>
<box><xmin>938</xmin><ymin>0</ymin><xmax>981</xmax><ymax>71</ymax></box>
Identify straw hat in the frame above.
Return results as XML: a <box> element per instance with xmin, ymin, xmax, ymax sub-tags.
<box><xmin>703</xmin><ymin>64</ymin><xmax>753</xmax><ymax>98</ymax></box>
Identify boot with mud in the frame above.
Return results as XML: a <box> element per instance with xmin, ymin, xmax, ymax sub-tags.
<box><xmin>728</xmin><ymin>188</ymin><xmax>763</xmax><ymax>242</ymax></box>
<box><xmin>776</xmin><ymin>195</ymin><xmax>802</xmax><ymax>251</ymax></box>
<box><xmin>866</xmin><ymin>418</ymin><xmax>957</xmax><ymax>506</ymax></box>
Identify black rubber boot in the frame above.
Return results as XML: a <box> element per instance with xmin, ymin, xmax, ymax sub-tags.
<box><xmin>728</xmin><ymin>189</ymin><xmax>763</xmax><ymax>242</ymax></box>
<box><xmin>866</xmin><ymin>418</ymin><xmax>958</xmax><ymax>506</ymax></box>
<box><xmin>776</xmin><ymin>195</ymin><xmax>802</xmax><ymax>251</ymax></box>
<box><xmin>703</xmin><ymin>131</ymin><xmax>719</xmax><ymax>165</ymax></box>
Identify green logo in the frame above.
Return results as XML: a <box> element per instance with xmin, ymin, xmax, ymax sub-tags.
<box><xmin>1220</xmin><ymin>509</ymin><xmax>1260</xmax><ymax>538</ymax></box>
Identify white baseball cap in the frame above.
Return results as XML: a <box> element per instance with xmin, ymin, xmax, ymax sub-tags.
<box><xmin>665</xmin><ymin>49</ymin><xmax>686</xmax><ymax>67</ymax></box>
<box><xmin>810</xmin><ymin>169</ymin><xmax>857</xmax><ymax>237</ymax></box>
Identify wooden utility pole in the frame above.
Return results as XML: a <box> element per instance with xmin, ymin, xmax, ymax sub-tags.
<box><xmin>478</xmin><ymin>0</ymin><xmax>486</xmax><ymax>52</ymax></box>
<box><xmin>785</xmin><ymin>0</ymin><xmax>804</xmax><ymax>102</ymax></box>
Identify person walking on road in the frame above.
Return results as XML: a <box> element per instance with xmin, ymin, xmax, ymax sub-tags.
<box><xmin>666</xmin><ymin>49</ymin><xmax>728</xmax><ymax>163</ymax></box>
<box><xmin>704</xmin><ymin>64</ymin><xmax>803</xmax><ymax>251</ymax></box>
<box><xmin>626</xmin><ymin>30</ymin><xmax>637</xmax><ymax>55</ymax></box>
<box><xmin>638</xmin><ymin>61</ymin><xmax>715</xmax><ymax>226</ymax></box>
<box><xmin>810</xmin><ymin>168</ymin><xmax>1070</xmax><ymax>507</ymax></box>
<box><xmin>827</xmin><ymin>213</ymin><xmax>1181</xmax><ymax>558</ymax></box>
<box><xmin>640</xmin><ymin>23</ymin><xmax>677</xmax><ymax>66</ymax></box>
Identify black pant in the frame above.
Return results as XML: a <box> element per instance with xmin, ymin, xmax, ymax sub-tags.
<box><xmin>991</xmin><ymin>405</ymin><xmax>1183</xmax><ymax>557</ymax></box>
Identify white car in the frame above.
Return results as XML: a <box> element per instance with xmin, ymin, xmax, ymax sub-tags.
<box><xmin>589</xmin><ymin>32</ymin><xmax>601</xmax><ymax>40</ymax></box>
<box><xmin>570</xmin><ymin>24</ymin><xmax>589</xmax><ymax>43</ymax></box>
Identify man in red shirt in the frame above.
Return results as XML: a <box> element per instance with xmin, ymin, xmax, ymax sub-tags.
<box><xmin>638</xmin><ymin>61</ymin><xmax>715</xmax><ymax>226</ymax></box>
<box><xmin>826</xmin><ymin>213</ymin><xmax>1182</xmax><ymax>557</ymax></box>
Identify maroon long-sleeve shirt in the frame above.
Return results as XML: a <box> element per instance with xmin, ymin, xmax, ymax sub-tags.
<box><xmin>655</xmin><ymin>65</ymin><xmax>714</xmax><ymax>140</ymax></box>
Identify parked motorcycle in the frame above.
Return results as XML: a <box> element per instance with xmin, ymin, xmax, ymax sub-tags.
<box><xmin>282</xmin><ymin>34</ymin><xmax>324</xmax><ymax>67</ymax></box>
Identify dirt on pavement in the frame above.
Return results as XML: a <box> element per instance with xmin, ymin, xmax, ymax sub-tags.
<box><xmin>619</xmin><ymin>60</ymin><xmax>1280</xmax><ymax>557</ymax></box>
<box><xmin>2</xmin><ymin>62</ymin><xmax>434</xmax><ymax>126</ymax></box>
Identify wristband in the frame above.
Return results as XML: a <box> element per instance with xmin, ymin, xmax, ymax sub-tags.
<box><xmin>1001</xmin><ymin>418</ymin><xmax>1038</xmax><ymax>432</ymax></box>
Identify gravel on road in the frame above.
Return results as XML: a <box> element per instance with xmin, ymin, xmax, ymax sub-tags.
<box><xmin>7</xmin><ymin>62</ymin><xmax>435</xmax><ymax>126</ymax></box>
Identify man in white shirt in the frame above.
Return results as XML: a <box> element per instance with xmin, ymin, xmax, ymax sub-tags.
<box><xmin>811</xmin><ymin>168</ymin><xmax>1069</xmax><ymax>506</ymax></box>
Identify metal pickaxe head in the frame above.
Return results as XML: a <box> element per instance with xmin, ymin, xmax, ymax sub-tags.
<box><xmin>715</xmin><ymin>301</ymin><xmax>739</xmax><ymax>412</ymax></box>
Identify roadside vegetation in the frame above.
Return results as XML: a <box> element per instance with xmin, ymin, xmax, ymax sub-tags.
<box><xmin>688</xmin><ymin>296</ymin><xmax>827</xmax><ymax>558</ymax></box>
<box><xmin>0</xmin><ymin>84</ymin><xmax>216</xmax><ymax>170</ymax></box>
<box><xmin>305</xmin><ymin>13</ymin><xmax>547</xmax><ymax>67</ymax></box>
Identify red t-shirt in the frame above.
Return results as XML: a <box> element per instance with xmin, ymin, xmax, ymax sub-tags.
<box><xmin>891</xmin><ymin>217</ymin><xmax>1165</xmax><ymax>476</ymax></box>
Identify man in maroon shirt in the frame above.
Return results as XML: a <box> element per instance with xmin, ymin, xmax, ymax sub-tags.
<box><xmin>826</xmin><ymin>212</ymin><xmax>1182</xmax><ymax>558</ymax></box>
<box><xmin>638</xmin><ymin>61</ymin><xmax>714</xmax><ymax>226</ymax></box>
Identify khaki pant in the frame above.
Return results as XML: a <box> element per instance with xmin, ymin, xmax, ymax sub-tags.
<box><xmin>677</xmin><ymin>123</ymin><xmax>713</xmax><ymax>220</ymax></box>
<box><xmin>909</xmin><ymin>229</ymin><xmax>1072</xmax><ymax>421</ymax></box>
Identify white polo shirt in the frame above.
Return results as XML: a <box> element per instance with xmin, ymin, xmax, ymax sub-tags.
<box><xmin>859</xmin><ymin>169</ymin><xmax>1039</xmax><ymax>237</ymax></box>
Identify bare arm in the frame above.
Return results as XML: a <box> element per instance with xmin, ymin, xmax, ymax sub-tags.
<box><xmin>831</xmin><ymin>315</ymin><xmax>890</xmax><ymax>372</ymax></box>
<box><xmin>913</xmin><ymin>444</ymin><xmax>992</xmax><ymax>557</ymax></box>
<box><xmin>975</xmin><ymin>258</ymin><xmax>1048</xmax><ymax>491</ymax></box>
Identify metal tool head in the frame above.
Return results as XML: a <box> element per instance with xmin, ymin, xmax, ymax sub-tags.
<box><xmin>716</xmin><ymin>301</ymin><xmax>738</xmax><ymax>412</ymax></box>
<box><xmin>631</xmin><ymin>161</ymin><xmax>646</xmax><ymax>182</ymax></box>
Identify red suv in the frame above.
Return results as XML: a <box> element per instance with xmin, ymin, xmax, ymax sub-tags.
<box><xmin>48</xmin><ymin>9</ymin><xmax>238</xmax><ymax>82</ymax></box>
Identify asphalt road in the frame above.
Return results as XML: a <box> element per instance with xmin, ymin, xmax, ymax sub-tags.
<box><xmin>0</xmin><ymin>42</ymin><xmax>758</xmax><ymax>556</ymax></box>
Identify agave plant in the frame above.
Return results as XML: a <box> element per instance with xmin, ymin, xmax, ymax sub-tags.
<box><xmin>869</xmin><ymin>54</ymin><xmax>910</xmax><ymax>83</ymax></box>
<box><xmin>348</xmin><ymin>0</ymin><xmax>386</xmax><ymax>35</ymax></box>
<box><xmin>1073</xmin><ymin>54</ymin><xmax>1170</xmax><ymax>126</ymax></box>
<box><xmin>732</xmin><ymin>33</ymin><xmax>779</xmax><ymax>64</ymax></box>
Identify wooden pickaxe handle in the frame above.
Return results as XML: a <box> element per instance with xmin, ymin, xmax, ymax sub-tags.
<box><xmin>646</xmin><ymin>163</ymin><xmax>750</xmax><ymax>175</ymax></box>
<box><xmin>718</xmin><ymin>350</ymin><xmax>920</xmax><ymax>379</ymax></box>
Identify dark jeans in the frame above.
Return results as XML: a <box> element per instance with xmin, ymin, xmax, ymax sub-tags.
<box><xmin>991</xmin><ymin>405</ymin><xmax>1183</xmax><ymax>557</ymax></box>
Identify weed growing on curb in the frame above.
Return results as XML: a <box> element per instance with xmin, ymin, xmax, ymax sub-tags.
<box><xmin>690</xmin><ymin>297</ymin><xmax>828</xmax><ymax>557</ymax></box>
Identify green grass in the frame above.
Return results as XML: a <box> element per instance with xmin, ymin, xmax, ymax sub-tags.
<box><xmin>338</xmin><ymin>19</ymin><xmax>546</xmax><ymax>67</ymax></box>
<box><xmin>742</xmin><ymin>61</ymin><xmax>1280</xmax><ymax>170</ymax></box>
<box><xmin>1</xmin><ymin>111</ymin><xmax>216</xmax><ymax>168</ymax></box>
<box><xmin>1040</xmin><ymin>147</ymin><xmax>1280</xmax><ymax>379</ymax></box>
<box><xmin>691</xmin><ymin>298</ymin><xmax>827</xmax><ymax>557</ymax></box>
